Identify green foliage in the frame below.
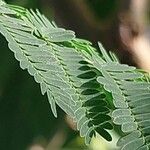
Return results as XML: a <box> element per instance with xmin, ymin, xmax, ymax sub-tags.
<box><xmin>0</xmin><ymin>1</ymin><xmax>150</xmax><ymax>149</ymax></box>
<box><xmin>92</xmin><ymin>44</ymin><xmax>150</xmax><ymax>150</ymax></box>
<box><xmin>0</xmin><ymin>1</ymin><xmax>112</xmax><ymax>145</ymax></box>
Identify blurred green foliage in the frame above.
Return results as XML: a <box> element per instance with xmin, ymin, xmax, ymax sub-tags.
<box><xmin>86</xmin><ymin>0</ymin><xmax>117</xmax><ymax>20</ymax></box>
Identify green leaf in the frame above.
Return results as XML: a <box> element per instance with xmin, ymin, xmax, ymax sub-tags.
<box><xmin>0</xmin><ymin>3</ymin><xmax>113</xmax><ymax>145</ymax></box>
<box><xmin>91</xmin><ymin>44</ymin><xmax>150</xmax><ymax>149</ymax></box>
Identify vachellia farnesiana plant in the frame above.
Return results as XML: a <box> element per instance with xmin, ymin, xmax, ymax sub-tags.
<box><xmin>0</xmin><ymin>0</ymin><xmax>150</xmax><ymax>149</ymax></box>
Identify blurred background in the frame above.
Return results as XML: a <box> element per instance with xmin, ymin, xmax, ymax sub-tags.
<box><xmin>0</xmin><ymin>0</ymin><xmax>150</xmax><ymax>150</ymax></box>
